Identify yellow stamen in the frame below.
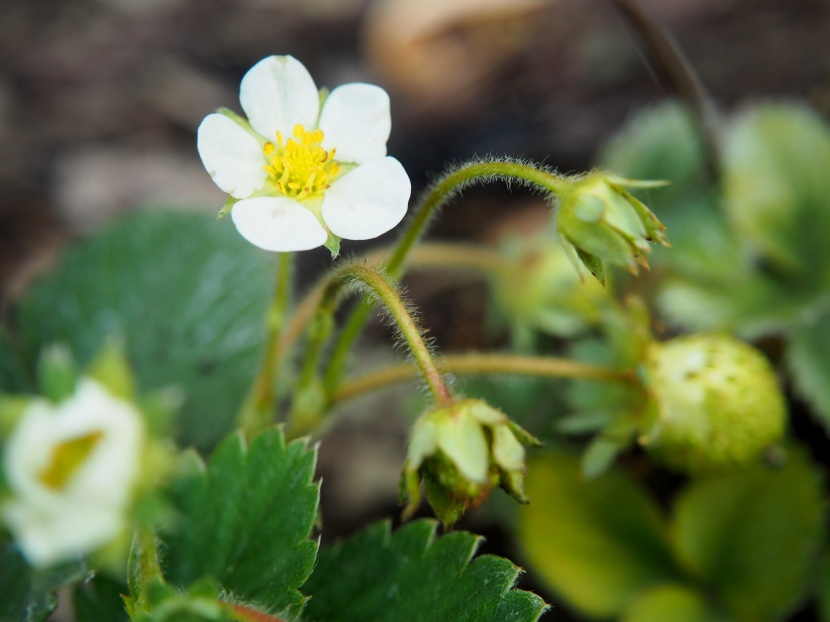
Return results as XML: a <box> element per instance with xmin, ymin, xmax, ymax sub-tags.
<box><xmin>262</xmin><ymin>124</ymin><xmax>341</xmax><ymax>200</ymax></box>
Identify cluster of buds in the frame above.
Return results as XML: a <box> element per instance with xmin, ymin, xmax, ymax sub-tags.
<box><xmin>401</xmin><ymin>398</ymin><xmax>540</xmax><ymax>527</ymax></box>
<box><xmin>556</xmin><ymin>173</ymin><xmax>669</xmax><ymax>283</ymax></box>
<box><xmin>639</xmin><ymin>333</ymin><xmax>786</xmax><ymax>475</ymax></box>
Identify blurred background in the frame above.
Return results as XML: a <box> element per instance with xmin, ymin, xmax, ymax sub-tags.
<box><xmin>1</xmin><ymin>0</ymin><xmax>828</xmax><ymax>618</ymax></box>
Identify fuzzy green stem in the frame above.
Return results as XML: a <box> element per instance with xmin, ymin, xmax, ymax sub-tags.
<box><xmin>237</xmin><ymin>252</ymin><xmax>292</xmax><ymax>438</ymax></box>
<box><xmin>323</xmin><ymin>159</ymin><xmax>570</xmax><ymax>392</ymax></box>
<box><xmin>287</xmin><ymin>263</ymin><xmax>453</xmax><ymax>436</ymax></box>
<box><xmin>330</xmin><ymin>353</ymin><xmax>635</xmax><ymax>405</ymax></box>
<box><xmin>129</xmin><ymin>526</ymin><xmax>164</xmax><ymax>612</ymax></box>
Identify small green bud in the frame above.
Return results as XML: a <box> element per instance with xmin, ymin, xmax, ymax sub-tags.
<box><xmin>401</xmin><ymin>398</ymin><xmax>540</xmax><ymax>527</ymax></box>
<box><xmin>556</xmin><ymin>173</ymin><xmax>668</xmax><ymax>283</ymax></box>
<box><xmin>492</xmin><ymin>237</ymin><xmax>609</xmax><ymax>341</ymax></box>
<box><xmin>640</xmin><ymin>333</ymin><xmax>786</xmax><ymax>475</ymax></box>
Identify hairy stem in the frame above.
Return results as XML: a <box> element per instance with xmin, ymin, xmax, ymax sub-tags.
<box><xmin>322</xmin><ymin>159</ymin><xmax>570</xmax><ymax>392</ymax></box>
<box><xmin>330</xmin><ymin>353</ymin><xmax>635</xmax><ymax>405</ymax></box>
<box><xmin>287</xmin><ymin>263</ymin><xmax>453</xmax><ymax>436</ymax></box>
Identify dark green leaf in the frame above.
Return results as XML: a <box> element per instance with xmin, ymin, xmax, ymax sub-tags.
<box><xmin>0</xmin><ymin>327</ymin><xmax>31</xmax><ymax>394</ymax></box>
<box><xmin>14</xmin><ymin>210</ymin><xmax>275</xmax><ymax>449</ymax></box>
<box><xmin>671</xmin><ymin>448</ymin><xmax>823</xmax><ymax>621</ymax></box>
<box><xmin>517</xmin><ymin>450</ymin><xmax>680</xmax><ymax>618</ymax></box>
<box><xmin>73</xmin><ymin>574</ymin><xmax>130</xmax><ymax>622</ymax></box>
<box><xmin>302</xmin><ymin>519</ymin><xmax>548</xmax><ymax>622</ymax></box>
<box><xmin>161</xmin><ymin>427</ymin><xmax>319</xmax><ymax>618</ymax></box>
<box><xmin>0</xmin><ymin>540</ymin><xmax>89</xmax><ymax>622</ymax></box>
<box><xmin>787</xmin><ymin>306</ymin><xmax>830</xmax><ymax>430</ymax></box>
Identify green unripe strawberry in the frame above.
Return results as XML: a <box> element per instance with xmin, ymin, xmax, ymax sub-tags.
<box><xmin>640</xmin><ymin>333</ymin><xmax>786</xmax><ymax>475</ymax></box>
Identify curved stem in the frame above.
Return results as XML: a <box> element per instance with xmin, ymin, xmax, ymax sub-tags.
<box><xmin>277</xmin><ymin>242</ymin><xmax>503</xmax><ymax>365</ymax></box>
<box><xmin>323</xmin><ymin>159</ymin><xmax>570</xmax><ymax>391</ymax></box>
<box><xmin>330</xmin><ymin>353</ymin><xmax>635</xmax><ymax>405</ymax></box>
<box><xmin>286</xmin><ymin>263</ymin><xmax>454</xmax><ymax>435</ymax></box>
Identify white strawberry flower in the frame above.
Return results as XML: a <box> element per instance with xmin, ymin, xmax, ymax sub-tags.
<box><xmin>2</xmin><ymin>379</ymin><xmax>145</xmax><ymax>567</ymax></box>
<box><xmin>197</xmin><ymin>55</ymin><xmax>412</xmax><ymax>253</ymax></box>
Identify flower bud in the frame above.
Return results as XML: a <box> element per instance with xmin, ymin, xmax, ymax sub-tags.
<box><xmin>556</xmin><ymin>173</ymin><xmax>668</xmax><ymax>283</ymax></box>
<box><xmin>401</xmin><ymin>398</ymin><xmax>540</xmax><ymax>527</ymax></box>
<box><xmin>492</xmin><ymin>236</ymin><xmax>609</xmax><ymax>342</ymax></box>
<box><xmin>640</xmin><ymin>333</ymin><xmax>786</xmax><ymax>475</ymax></box>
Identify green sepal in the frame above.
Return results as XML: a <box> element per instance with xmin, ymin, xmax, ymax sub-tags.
<box><xmin>37</xmin><ymin>344</ymin><xmax>78</xmax><ymax>403</ymax></box>
<box><xmin>217</xmin><ymin>196</ymin><xmax>239</xmax><ymax>220</ymax></box>
<box><xmin>575</xmin><ymin>248</ymin><xmax>606</xmax><ymax>285</ymax></box>
<box><xmin>423</xmin><ymin>471</ymin><xmax>468</xmax><ymax>528</ymax></box>
<box><xmin>324</xmin><ymin>234</ymin><xmax>341</xmax><ymax>258</ymax></box>
<box><xmin>86</xmin><ymin>338</ymin><xmax>135</xmax><ymax>401</ymax></box>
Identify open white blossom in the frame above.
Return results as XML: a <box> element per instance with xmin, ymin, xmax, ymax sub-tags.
<box><xmin>198</xmin><ymin>55</ymin><xmax>412</xmax><ymax>252</ymax></box>
<box><xmin>2</xmin><ymin>379</ymin><xmax>145</xmax><ymax>567</ymax></box>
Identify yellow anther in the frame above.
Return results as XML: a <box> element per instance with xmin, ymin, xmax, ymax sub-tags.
<box><xmin>261</xmin><ymin>124</ymin><xmax>340</xmax><ymax>200</ymax></box>
<box><xmin>38</xmin><ymin>430</ymin><xmax>105</xmax><ymax>490</ymax></box>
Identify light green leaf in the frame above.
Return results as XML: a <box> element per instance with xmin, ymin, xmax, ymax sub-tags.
<box><xmin>161</xmin><ymin>427</ymin><xmax>319</xmax><ymax>619</ymax></box>
<box><xmin>723</xmin><ymin>103</ymin><xmax>830</xmax><ymax>276</ymax></box>
<box><xmin>621</xmin><ymin>584</ymin><xmax>720</xmax><ymax>622</ymax></box>
<box><xmin>14</xmin><ymin>210</ymin><xmax>275</xmax><ymax>449</ymax></box>
<box><xmin>517</xmin><ymin>450</ymin><xmax>680</xmax><ymax>618</ymax></box>
<box><xmin>302</xmin><ymin>519</ymin><xmax>548</xmax><ymax>622</ymax></box>
<box><xmin>671</xmin><ymin>448</ymin><xmax>823</xmax><ymax>621</ymax></box>
<box><xmin>600</xmin><ymin>101</ymin><xmax>707</xmax><ymax>213</ymax></box>
<box><xmin>787</xmin><ymin>306</ymin><xmax>830</xmax><ymax>430</ymax></box>
<box><xmin>0</xmin><ymin>540</ymin><xmax>89</xmax><ymax>622</ymax></box>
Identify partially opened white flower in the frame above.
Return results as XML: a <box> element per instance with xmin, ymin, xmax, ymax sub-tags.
<box><xmin>2</xmin><ymin>379</ymin><xmax>145</xmax><ymax>567</ymax></box>
<box><xmin>198</xmin><ymin>55</ymin><xmax>412</xmax><ymax>253</ymax></box>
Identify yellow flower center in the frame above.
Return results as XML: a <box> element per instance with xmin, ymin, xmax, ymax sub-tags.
<box><xmin>263</xmin><ymin>124</ymin><xmax>341</xmax><ymax>200</ymax></box>
<box><xmin>38</xmin><ymin>430</ymin><xmax>104</xmax><ymax>491</ymax></box>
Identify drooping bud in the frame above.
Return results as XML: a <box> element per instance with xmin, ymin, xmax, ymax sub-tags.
<box><xmin>401</xmin><ymin>398</ymin><xmax>540</xmax><ymax>527</ymax></box>
<box><xmin>556</xmin><ymin>173</ymin><xmax>668</xmax><ymax>284</ymax></box>
<box><xmin>639</xmin><ymin>333</ymin><xmax>786</xmax><ymax>475</ymax></box>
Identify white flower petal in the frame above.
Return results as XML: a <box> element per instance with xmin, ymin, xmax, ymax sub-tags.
<box><xmin>319</xmin><ymin>84</ymin><xmax>391</xmax><ymax>164</ymax></box>
<box><xmin>240</xmin><ymin>55</ymin><xmax>320</xmax><ymax>140</ymax></box>
<box><xmin>322</xmin><ymin>157</ymin><xmax>410</xmax><ymax>240</ymax></box>
<box><xmin>197</xmin><ymin>113</ymin><xmax>266</xmax><ymax>199</ymax></box>
<box><xmin>231</xmin><ymin>196</ymin><xmax>328</xmax><ymax>252</ymax></box>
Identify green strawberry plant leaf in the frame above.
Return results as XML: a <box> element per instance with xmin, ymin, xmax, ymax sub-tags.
<box><xmin>160</xmin><ymin>427</ymin><xmax>319</xmax><ymax>619</ymax></box>
<box><xmin>620</xmin><ymin>584</ymin><xmax>720</xmax><ymax>622</ymax></box>
<box><xmin>723</xmin><ymin>104</ymin><xmax>830</xmax><ymax>278</ymax></box>
<box><xmin>671</xmin><ymin>448</ymin><xmax>824</xmax><ymax>621</ymax></box>
<box><xmin>0</xmin><ymin>327</ymin><xmax>31</xmax><ymax>394</ymax></box>
<box><xmin>787</xmin><ymin>305</ymin><xmax>830</xmax><ymax>430</ymax></box>
<box><xmin>517</xmin><ymin>450</ymin><xmax>680</xmax><ymax>618</ymax></box>
<box><xmin>0</xmin><ymin>540</ymin><xmax>89</xmax><ymax>622</ymax></box>
<box><xmin>13</xmin><ymin>209</ymin><xmax>275</xmax><ymax>450</ymax></box>
<box><xmin>301</xmin><ymin>519</ymin><xmax>548</xmax><ymax>622</ymax></box>
<box><xmin>73</xmin><ymin>574</ymin><xmax>131</xmax><ymax>622</ymax></box>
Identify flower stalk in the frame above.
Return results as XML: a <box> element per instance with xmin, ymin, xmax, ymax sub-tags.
<box><xmin>330</xmin><ymin>353</ymin><xmax>634</xmax><ymax>405</ymax></box>
<box><xmin>237</xmin><ymin>252</ymin><xmax>293</xmax><ymax>438</ymax></box>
